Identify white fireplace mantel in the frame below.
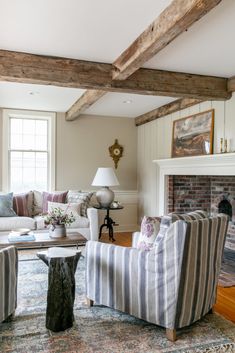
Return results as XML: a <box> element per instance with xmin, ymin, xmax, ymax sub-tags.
<box><xmin>153</xmin><ymin>153</ymin><xmax>235</xmax><ymax>215</ymax></box>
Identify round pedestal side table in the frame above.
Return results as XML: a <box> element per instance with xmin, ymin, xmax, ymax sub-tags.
<box><xmin>94</xmin><ymin>205</ymin><xmax>124</xmax><ymax>242</ymax></box>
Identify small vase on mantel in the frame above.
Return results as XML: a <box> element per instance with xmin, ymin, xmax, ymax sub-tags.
<box><xmin>49</xmin><ymin>225</ymin><xmax>66</xmax><ymax>238</ymax></box>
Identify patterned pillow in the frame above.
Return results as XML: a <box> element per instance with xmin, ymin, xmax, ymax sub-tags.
<box><xmin>137</xmin><ymin>216</ymin><xmax>161</xmax><ymax>251</ymax></box>
<box><xmin>0</xmin><ymin>193</ymin><xmax>17</xmax><ymax>217</ymax></box>
<box><xmin>67</xmin><ymin>191</ymin><xmax>93</xmax><ymax>217</ymax></box>
<box><xmin>13</xmin><ymin>193</ymin><xmax>29</xmax><ymax>217</ymax></box>
<box><xmin>42</xmin><ymin>191</ymin><xmax>68</xmax><ymax>213</ymax></box>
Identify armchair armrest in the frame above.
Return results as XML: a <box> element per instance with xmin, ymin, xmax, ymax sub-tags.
<box><xmin>132</xmin><ymin>231</ymin><xmax>141</xmax><ymax>248</ymax></box>
<box><xmin>87</xmin><ymin>207</ymin><xmax>99</xmax><ymax>241</ymax></box>
<box><xmin>0</xmin><ymin>246</ymin><xmax>18</xmax><ymax>322</ymax></box>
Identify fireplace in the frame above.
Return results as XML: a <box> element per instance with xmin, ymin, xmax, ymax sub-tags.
<box><xmin>153</xmin><ymin>153</ymin><xmax>235</xmax><ymax>236</ymax></box>
<box><xmin>167</xmin><ymin>175</ymin><xmax>235</xmax><ymax>233</ymax></box>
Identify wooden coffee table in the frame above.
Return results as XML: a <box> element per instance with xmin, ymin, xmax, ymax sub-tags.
<box><xmin>0</xmin><ymin>230</ymin><xmax>87</xmax><ymax>249</ymax></box>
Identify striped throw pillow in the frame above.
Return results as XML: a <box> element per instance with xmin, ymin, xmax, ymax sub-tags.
<box><xmin>13</xmin><ymin>193</ymin><xmax>29</xmax><ymax>217</ymax></box>
<box><xmin>171</xmin><ymin>210</ymin><xmax>208</xmax><ymax>222</ymax></box>
<box><xmin>42</xmin><ymin>191</ymin><xmax>68</xmax><ymax>213</ymax></box>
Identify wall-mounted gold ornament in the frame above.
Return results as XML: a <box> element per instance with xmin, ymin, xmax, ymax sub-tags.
<box><xmin>109</xmin><ymin>139</ymin><xmax>123</xmax><ymax>169</ymax></box>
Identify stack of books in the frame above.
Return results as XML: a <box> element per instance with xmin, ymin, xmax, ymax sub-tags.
<box><xmin>8</xmin><ymin>231</ymin><xmax>36</xmax><ymax>242</ymax></box>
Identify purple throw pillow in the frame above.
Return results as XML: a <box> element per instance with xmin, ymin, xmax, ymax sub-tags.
<box><xmin>13</xmin><ymin>193</ymin><xmax>29</xmax><ymax>217</ymax></box>
<box><xmin>42</xmin><ymin>191</ymin><xmax>68</xmax><ymax>213</ymax></box>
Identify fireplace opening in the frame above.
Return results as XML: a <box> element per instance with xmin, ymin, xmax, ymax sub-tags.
<box><xmin>218</xmin><ymin>195</ymin><xmax>232</xmax><ymax>220</ymax></box>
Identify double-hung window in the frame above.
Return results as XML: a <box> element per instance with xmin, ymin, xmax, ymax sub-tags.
<box><xmin>2</xmin><ymin>110</ymin><xmax>55</xmax><ymax>193</ymax></box>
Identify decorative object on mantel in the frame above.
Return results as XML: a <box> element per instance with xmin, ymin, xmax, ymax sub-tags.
<box><xmin>44</xmin><ymin>207</ymin><xmax>75</xmax><ymax>238</ymax></box>
<box><xmin>92</xmin><ymin>167</ymin><xmax>119</xmax><ymax>207</ymax></box>
<box><xmin>109</xmin><ymin>139</ymin><xmax>123</xmax><ymax>169</ymax></box>
<box><xmin>172</xmin><ymin>109</ymin><xmax>214</xmax><ymax>158</ymax></box>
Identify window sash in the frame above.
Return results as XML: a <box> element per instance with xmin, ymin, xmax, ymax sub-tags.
<box><xmin>2</xmin><ymin>109</ymin><xmax>55</xmax><ymax>192</ymax></box>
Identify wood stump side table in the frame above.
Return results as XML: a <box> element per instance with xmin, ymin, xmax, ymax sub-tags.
<box><xmin>37</xmin><ymin>247</ymin><xmax>81</xmax><ymax>332</ymax></box>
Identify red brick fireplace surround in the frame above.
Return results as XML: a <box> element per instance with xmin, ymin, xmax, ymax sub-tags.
<box><xmin>154</xmin><ymin>154</ymin><xmax>235</xmax><ymax>236</ymax></box>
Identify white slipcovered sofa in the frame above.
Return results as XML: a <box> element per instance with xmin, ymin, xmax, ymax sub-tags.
<box><xmin>0</xmin><ymin>190</ymin><xmax>99</xmax><ymax>241</ymax></box>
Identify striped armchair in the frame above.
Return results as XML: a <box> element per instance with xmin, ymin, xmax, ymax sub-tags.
<box><xmin>86</xmin><ymin>214</ymin><xmax>228</xmax><ymax>341</ymax></box>
<box><xmin>0</xmin><ymin>246</ymin><xmax>18</xmax><ymax>322</ymax></box>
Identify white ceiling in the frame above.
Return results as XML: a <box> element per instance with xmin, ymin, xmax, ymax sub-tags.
<box><xmin>0</xmin><ymin>82</ymin><xmax>85</xmax><ymax>112</ymax></box>
<box><xmin>0</xmin><ymin>0</ymin><xmax>234</xmax><ymax>116</ymax></box>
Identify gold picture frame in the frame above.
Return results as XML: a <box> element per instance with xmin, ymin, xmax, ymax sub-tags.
<box><xmin>172</xmin><ymin>109</ymin><xmax>214</xmax><ymax>158</ymax></box>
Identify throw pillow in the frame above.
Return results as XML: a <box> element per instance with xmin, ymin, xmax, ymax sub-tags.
<box><xmin>67</xmin><ymin>191</ymin><xmax>93</xmax><ymax>217</ymax></box>
<box><xmin>47</xmin><ymin>201</ymin><xmax>81</xmax><ymax>220</ymax></box>
<box><xmin>13</xmin><ymin>193</ymin><xmax>29</xmax><ymax>217</ymax></box>
<box><xmin>42</xmin><ymin>191</ymin><xmax>68</xmax><ymax>213</ymax></box>
<box><xmin>136</xmin><ymin>216</ymin><xmax>161</xmax><ymax>251</ymax></box>
<box><xmin>0</xmin><ymin>193</ymin><xmax>17</xmax><ymax>217</ymax></box>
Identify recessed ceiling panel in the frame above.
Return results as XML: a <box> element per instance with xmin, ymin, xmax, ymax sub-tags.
<box><xmin>0</xmin><ymin>82</ymin><xmax>85</xmax><ymax>112</ymax></box>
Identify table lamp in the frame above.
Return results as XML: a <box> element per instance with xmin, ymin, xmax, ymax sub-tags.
<box><xmin>92</xmin><ymin>167</ymin><xmax>119</xmax><ymax>207</ymax></box>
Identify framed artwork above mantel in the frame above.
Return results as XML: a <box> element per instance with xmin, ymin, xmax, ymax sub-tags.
<box><xmin>172</xmin><ymin>109</ymin><xmax>214</xmax><ymax>158</ymax></box>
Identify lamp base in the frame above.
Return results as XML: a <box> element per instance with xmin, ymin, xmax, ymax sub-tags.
<box><xmin>96</xmin><ymin>187</ymin><xmax>114</xmax><ymax>208</ymax></box>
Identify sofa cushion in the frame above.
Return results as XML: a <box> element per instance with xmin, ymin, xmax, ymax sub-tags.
<box><xmin>67</xmin><ymin>191</ymin><xmax>93</xmax><ymax>217</ymax></box>
<box><xmin>0</xmin><ymin>193</ymin><xmax>16</xmax><ymax>217</ymax></box>
<box><xmin>0</xmin><ymin>216</ymin><xmax>36</xmax><ymax>231</ymax></box>
<box><xmin>42</xmin><ymin>191</ymin><xmax>68</xmax><ymax>213</ymax></box>
<box><xmin>13</xmin><ymin>193</ymin><xmax>29</xmax><ymax>217</ymax></box>
<box><xmin>137</xmin><ymin>216</ymin><xmax>160</xmax><ymax>251</ymax></box>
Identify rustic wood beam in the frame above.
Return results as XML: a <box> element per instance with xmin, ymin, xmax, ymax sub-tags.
<box><xmin>135</xmin><ymin>98</ymin><xmax>203</xmax><ymax>126</ymax></box>
<box><xmin>0</xmin><ymin>50</ymin><xmax>230</xmax><ymax>100</ymax></box>
<box><xmin>66</xmin><ymin>90</ymin><xmax>106</xmax><ymax>121</ymax></box>
<box><xmin>113</xmin><ymin>0</ymin><xmax>222</xmax><ymax>80</ymax></box>
<box><xmin>228</xmin><ymin>76</ymin><xmax>235</xmax><ymax>92</ymax></box>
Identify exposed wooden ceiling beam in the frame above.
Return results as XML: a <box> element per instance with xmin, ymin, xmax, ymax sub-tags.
<box><xmin>66</xmin><ymin>90</ymin><xmax>106</xmax><ymax>121</ymax></box>
<box><xmin>0</xmin><ymin>50</ymin><xmax>230</xmax><ymax>101</ymax></box>
<box><xmin>113</xmin><ymin>0</ymin><xmax>222</xmax><ymax>80</ymax></box>
<box><xmin>66</xmin><ymin>0</ymin><xmax>222</xmax><ymax>120</ymax></box>
<box><xmin>135</xmin><ymin>98</ymin><xmax>204</xmax><ymax>126</ymax></box>
<box><xmin>228</xmin><ymin>76</ymin><xmax>235</xmax><ymax>92</ymax></box>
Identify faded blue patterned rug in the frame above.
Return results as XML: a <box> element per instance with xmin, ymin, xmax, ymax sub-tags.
<box><xmin>0</xmin><ymin>254</ymin><xmax>235</xmax><ymax>353</ymax></box>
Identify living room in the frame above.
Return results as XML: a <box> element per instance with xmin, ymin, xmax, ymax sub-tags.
<box><xmin>1</xmin><ymin>0</ymin><xmax>235</xmax><ymax>352</ymax></box>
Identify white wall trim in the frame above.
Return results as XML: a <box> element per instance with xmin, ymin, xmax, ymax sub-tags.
<box><xmin>153</xmin><ymin>153</ymin><xmax>235</xmax><ymax>215</ymax></box>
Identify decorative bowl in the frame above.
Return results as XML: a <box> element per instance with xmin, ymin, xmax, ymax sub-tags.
<box><xmin>11</xmin><ymin>228</ymin><xmax>31</xmax><ymax>236</ymax></box>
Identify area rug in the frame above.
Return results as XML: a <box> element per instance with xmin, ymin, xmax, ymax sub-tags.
<box><xmin>1</xmin><ymin>255</ymin><xmax>235</xmax><ymax>352</ymax></box>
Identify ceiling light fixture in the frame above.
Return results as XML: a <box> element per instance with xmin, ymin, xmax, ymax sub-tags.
<box><xmin>29</xmin><ymin>91</ymin><xmax>40</xmax><ymax>96</ymax></box>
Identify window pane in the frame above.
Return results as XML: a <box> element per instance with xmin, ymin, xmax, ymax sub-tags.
<box><xmin>10</xmin><ymin>118</ymin><xmax>22</xmax><ymax>135</ymax></box>
<box><xmin>9</xmin><ymin>115</ymin><xmax>50</xmax><ymax>192</ymax></box>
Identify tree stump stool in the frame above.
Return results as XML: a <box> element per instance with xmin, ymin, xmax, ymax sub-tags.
<box><xmin>37</xmin><ymin>247</ymin><xmax>81</xmax><ymax>332</ymax></box>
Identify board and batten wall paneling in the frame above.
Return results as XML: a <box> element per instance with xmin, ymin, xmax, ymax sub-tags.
<box><xmin>137</xmin><ymin>93</ymin><xmax>235</xmax><ymax>221</ymax></box>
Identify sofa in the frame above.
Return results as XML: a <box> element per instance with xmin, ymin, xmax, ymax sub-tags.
<box><xmin>0</xmin><ymin>190</ymin><xmax>99</xmax><ymax>241</ymax></box>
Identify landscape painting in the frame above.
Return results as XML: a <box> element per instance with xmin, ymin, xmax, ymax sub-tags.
<box><xmin>172</xmin><ymin>109</ymin><xmax>214</xmax><ymax>158</ymax></box>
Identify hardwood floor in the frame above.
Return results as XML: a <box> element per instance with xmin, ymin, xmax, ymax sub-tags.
<box><xmin>100</xmin><ymin>231</ymin><xmax>235</xmax><ymax>324</ymax></box>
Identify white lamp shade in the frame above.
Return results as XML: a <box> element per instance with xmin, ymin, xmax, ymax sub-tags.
<box><xmin>92</xmin><ymin>167</ymin><xmax>120</xmax><ymax>186</ymax></box>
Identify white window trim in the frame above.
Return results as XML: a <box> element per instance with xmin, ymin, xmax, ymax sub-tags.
<box><xmin>2</xmin><ymin>109</ymin><xmax>56</xmax><ymax>192</ymax></box>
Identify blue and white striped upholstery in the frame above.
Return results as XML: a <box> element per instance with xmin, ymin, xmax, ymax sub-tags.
<box><xmin>0</xmin><ymin>246</ymin><xmax>18</xmax><ymax>322</ymax></box>
<box><xmin>86</xmin><ymin>214</ymin><xmax>228</xmax><ymax>330</ymax></box>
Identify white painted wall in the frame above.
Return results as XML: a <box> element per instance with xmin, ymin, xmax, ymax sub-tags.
<box><xmin>137</xmin><ymin>94</ymin><xmax>235</xmax><ymax>222</ymax></box>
